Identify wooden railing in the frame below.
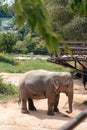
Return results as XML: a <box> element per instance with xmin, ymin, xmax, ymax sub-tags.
<box><xmin>47</xmin><ymin>41</ymin><xmax>87</xmax><ymax>71</ymax></box>
<box><xmin>59</xmin><ymin>41</ymin><xmax>87</xmax><ymax>55</ymax></box>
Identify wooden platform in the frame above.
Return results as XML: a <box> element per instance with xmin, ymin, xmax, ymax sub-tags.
<box><xmin>47</xmin><ymin>41</ymin><xmax>87</xmax><ymax>72</ymax></box>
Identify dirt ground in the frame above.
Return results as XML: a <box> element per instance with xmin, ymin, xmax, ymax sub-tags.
<box><xmin>0</xmin><ymin>72</ymin><xmax>87</xmax><ymax>130</ymax></box>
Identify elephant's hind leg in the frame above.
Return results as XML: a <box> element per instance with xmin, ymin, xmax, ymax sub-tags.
<box><xmin>21</xmin><ymin>99</ymin><xmax>29</xmax><ymax>114</ymax></box>
<box><xmin>28</xmin><ymin>98</ymin><xmax>36</xmax><ymax>111</ymax></box>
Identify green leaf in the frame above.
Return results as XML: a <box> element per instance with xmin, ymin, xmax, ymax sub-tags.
<box><xmin>41</xmin><ymin>0</ymin><xmax>46</xmax><ymax>3</ymax></box>
<box><xmin>21</xmin><ymin>0</ymin><xmax>26</xmax><ymax>7</ymax></box>
<box><xmin>63</xmin><ymin>43</ymin><xmax>73</xmax><ymax>56</ymax></box>
<box><xmin>71</xmin><ymin>3</ymin><xmax>75</xmax><ymax>11</ymax></box>
<box><xmin>14</xmin><ymin>0</ymin><xmax>23</xmax><ymax>15</ymax></box>
<box><xmin>16</xmin><ymin>15</ymin><xmax>25</xmax><ymax>28</ymax></box>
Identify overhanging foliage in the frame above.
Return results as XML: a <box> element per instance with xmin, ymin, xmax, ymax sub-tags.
<box><xmin>13</xmin><ymin>0</ymin><xmax>63</xmax><ymax>54</ymax></box>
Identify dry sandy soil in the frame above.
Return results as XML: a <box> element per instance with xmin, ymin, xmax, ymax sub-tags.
<box><xmin>0</xmin><ymin>72</ymin><xmax>87</xmax><ymax>130</ymax></box>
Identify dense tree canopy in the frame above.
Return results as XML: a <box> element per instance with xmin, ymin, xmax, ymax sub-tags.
<box><xmin>47</xmin><ymin>0</ymin><xmax>87</xmax><ymax>40</ymax></box>
<box><xmin>13</xmin><ymin>0</ymin><xmax>87</xmax><ymax>52</ymax></box>
<box><xmin>71</xmin><ymin>0</ymin><xmax>87</xmax><ymax>16</ymax></box>
<box><xmin>1</xmin><ymin>0</ymin><xmax>87</xmax><ymax>53</ymax></box>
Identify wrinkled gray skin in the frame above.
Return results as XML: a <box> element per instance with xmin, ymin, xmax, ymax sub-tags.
<box><xmin>19</xmin><ymin>70</ymin><xmax>73</xmax><ymax>115</ymax></box>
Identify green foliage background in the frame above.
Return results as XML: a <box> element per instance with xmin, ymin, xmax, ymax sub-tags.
<box><xmin>1</xmin><ymin>0</ymin><xmax>87</xmax><ymax>54</ymax></box>
<box><xmin>47</xmin><ymin>0</ymin><xmax>87</xmax><ymax>41</ymax></box>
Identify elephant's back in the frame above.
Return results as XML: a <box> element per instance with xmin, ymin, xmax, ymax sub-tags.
<box><xmin>24</xmin><ymin>70</ymin><xmax>71</xmax><ymax>77</ymax></box>
<box><xmin>19</xmin><ymin>70</ymin><xmax>72</xmax><ymax>87</ymax></box>
<box><xmin>25</xmin><ymin>70</ymin><xmax>50</xmax><ymax>84</ymax></box>
<box><xmin>19</xmin><ymin>70</ymin><xmax>50</xmax><ymax>87</ymax></box>
<box><xmin>24</xmin><ymin>70</ymin><xmax>52</xmax><ymax>80</ymax></box>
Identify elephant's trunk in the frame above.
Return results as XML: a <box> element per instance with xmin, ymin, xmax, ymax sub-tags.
<box><xmin>67</xmin><ymin>92</ymin><xmax>73</xmax><ymax>114</ymax></box>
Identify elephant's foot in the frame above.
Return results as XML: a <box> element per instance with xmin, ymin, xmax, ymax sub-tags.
<box><xmin>21</xmin><ymin>109</ymin><xmax>29</xmax><ymax>114</ymax></box>
<box><xmin>47</xmin><ymin>111</ymin><xmax>54</xmax><ymax>115</ymax></box>
<box><xmin>66</xmin><ymin>110</ymin><xmax>72</xmax><ymax>114</ymax></box>
<box><xmin>53</xmin><ymin>107</ymin><xmax>59</xmax><ymax>112</ymax></box>
<box><xmin>29</xmin><ymin>106</ymin><xmax>36</xmax><ymax>111</ymax></box>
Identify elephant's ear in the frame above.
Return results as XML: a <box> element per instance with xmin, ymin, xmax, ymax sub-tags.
<box><xmin>51</xmin><ymin>76</ymin><xmax>60</xmax><ymax>91</ymax></box>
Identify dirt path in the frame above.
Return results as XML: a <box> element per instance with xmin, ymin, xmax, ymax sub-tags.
<box><xmin>0</xmin><ymin>73</ymin><xmax>87</xmax><ymax>130</ymax></box>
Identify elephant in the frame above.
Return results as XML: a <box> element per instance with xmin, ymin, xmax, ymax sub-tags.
<box><xmin>18</xmin><ymin>70</ymin><xmax>73</xmax><ymax>115</ymax></box>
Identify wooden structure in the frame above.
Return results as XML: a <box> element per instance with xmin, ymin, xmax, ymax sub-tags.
<box><xmin>47</xmin><ymin>41</ymin><xmax>87</xmax><ymax>73</ymax></box>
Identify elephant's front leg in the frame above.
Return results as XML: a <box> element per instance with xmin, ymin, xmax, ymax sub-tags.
<box><xmin>53</xmin><ymin>94</ymin><xmax>60</xmax><ymax>112</ymax></box>
<box><xmin>28</xmin><ymin>98</ymin><xmax>36</xmax><ymax>111</ymax></box>
<box><xmin>47</xmin><ymin>96</ymin><xmax>55</xmax><ymax>115</ymax></box>
<box><xmin>21</xmin><ymin>99</ymin><xmax>29</xmax><ymax>114</ymax></box>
